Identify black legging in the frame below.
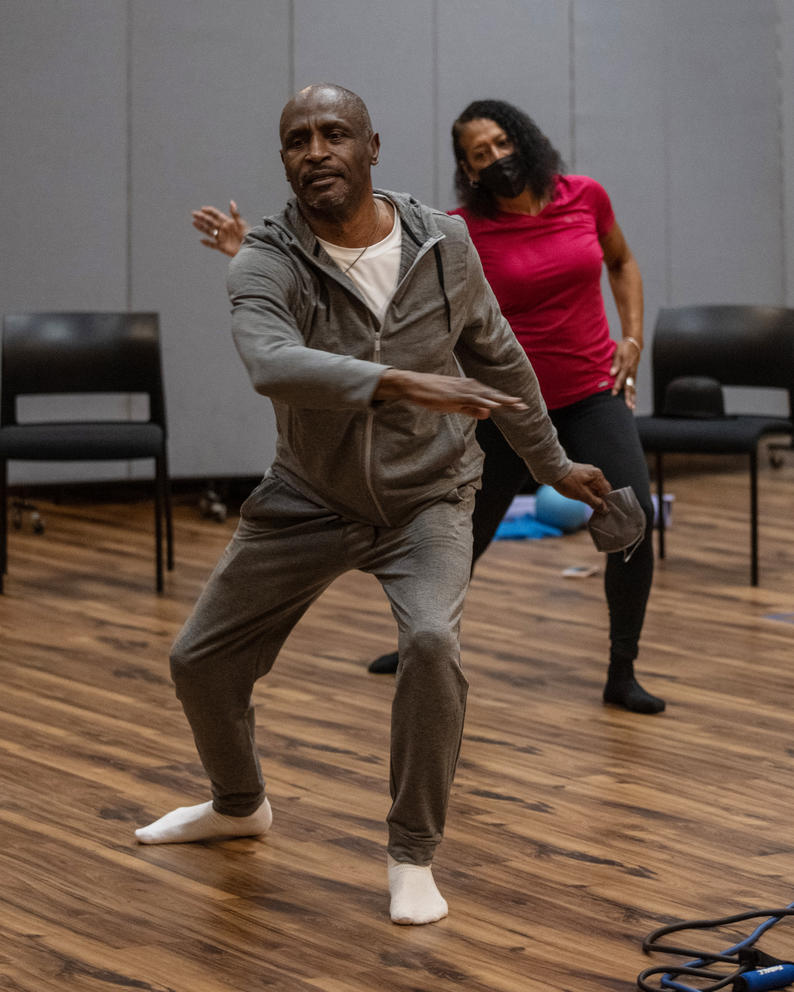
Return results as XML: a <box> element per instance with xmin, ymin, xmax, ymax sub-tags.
<box><xmin>472</xmin><ymin>389</ymin><xmax>654</xmax><ymax>663</ymax></box>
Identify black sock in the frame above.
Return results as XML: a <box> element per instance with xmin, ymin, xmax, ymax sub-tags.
<box><xmin>368</xmin><ymin>649</ymin><xmax>399</xmax><ymax>674</ymax></box>
<box><xmin>603</xmin><ymin>657</ymin><xmax>665</xmax><ymax>714</ymax></box>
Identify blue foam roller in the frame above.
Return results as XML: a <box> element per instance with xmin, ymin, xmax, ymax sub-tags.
<box><xmin>534</xmin><ymin>484</ymin><xmax>593</xmax><ymax>533</ymax></box>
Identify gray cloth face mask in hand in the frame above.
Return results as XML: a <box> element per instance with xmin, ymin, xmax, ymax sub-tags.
<box><xmin>587</xmin><ymin>486</ymin><xmax>646</xmax><ymax>561</ymax></box>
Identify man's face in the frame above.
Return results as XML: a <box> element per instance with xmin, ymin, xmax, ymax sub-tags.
<box><xmin>279</xmin><ymin>89</ymin><xmax>380</xmax><ymax>218</ymax></box>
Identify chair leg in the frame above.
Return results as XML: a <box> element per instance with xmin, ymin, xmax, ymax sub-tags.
<box><xmin>0</xmin><ymin>460</ymin><xmax>7</xmax><ymax>592</ymax></box>
<box><xmin>163</xmin><ymin>466</ymin><xmax>174</xmax><ymax>572</ymax></box>
<box><xmin>750</xmin><ymin>450</ymin><xmax>759</xmax><ymax>586</ymax></box>
<box><xmin>154</xmin><ymin>461</ymin><xmax>164</xmax><ymax>594</ymax></box>
<box><xmin>655</xmin><ymin>452</ymin><xmax>666</xmax><ymax>560</ymax></box>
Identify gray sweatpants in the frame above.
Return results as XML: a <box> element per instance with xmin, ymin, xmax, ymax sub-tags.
<box><xmin>170</xmin><ymin>472</ymin><xmax>474</xmax><ymax>866</ymax></box>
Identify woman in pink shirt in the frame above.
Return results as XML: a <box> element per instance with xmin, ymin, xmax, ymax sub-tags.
<box><xmin>371</xmin><ymin>100</ymin><xmax>661</xmax><ymax>713</ymax></box>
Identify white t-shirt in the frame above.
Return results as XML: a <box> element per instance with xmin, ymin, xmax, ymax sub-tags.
<box><xmin>316</xmin><ymin>198</ymin><xmax>402</xmax><ymax>323</ymax></box>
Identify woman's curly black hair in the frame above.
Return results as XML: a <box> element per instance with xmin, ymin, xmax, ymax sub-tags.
<box><xmin>451</xmin><ymin>99</ymin><xmax>565</xmax><ymax>217</ymax></box>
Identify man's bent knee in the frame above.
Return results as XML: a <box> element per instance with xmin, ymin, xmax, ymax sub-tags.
<box><xmin>169</xmin><ymin>627</ymin><xmax>207</xmax><ymax>691</ymax></box>
<box><xmin>401</xmin><ymin>626</ymin><xmax>459</xmax><ymax>667</ymax></box>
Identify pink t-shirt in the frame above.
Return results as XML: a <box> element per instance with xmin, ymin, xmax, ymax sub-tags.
<box><xmin>450</xmin><ymin>174</ymin><xmax>616</xmax><ymax>410</ymax></box>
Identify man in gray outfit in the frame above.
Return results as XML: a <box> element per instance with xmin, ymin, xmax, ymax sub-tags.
<box><xmin>136</xmin><ymin>83</ymin><xmax>610</xmax><ymax>925</ymax></box>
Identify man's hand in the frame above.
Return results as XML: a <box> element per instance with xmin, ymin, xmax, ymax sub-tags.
<box><xmin>374</xmin><ymin>369</ymin><xmax>528</xmax><ymax>419</ymax></box>
<box><xmin>191</xmin><ymin>200</ymin><xmax>249</xmax><ymax>257</ymax></box>
<box><xmin>553</xmin><ymin>462</ymin><xmax>611</xmax><ymax>513</ymax></box>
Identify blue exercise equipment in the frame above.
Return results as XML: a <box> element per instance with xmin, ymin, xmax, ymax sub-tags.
<box><xmin>534</xmin><ymin>484</ymin><xmax>593</xmax><ymax>533</ymax></box>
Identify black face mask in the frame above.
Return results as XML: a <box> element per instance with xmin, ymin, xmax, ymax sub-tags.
<box><xmin>476</xmin><ymin>154</ymin><xmax>528</xmax><ymax>199</ymax></box>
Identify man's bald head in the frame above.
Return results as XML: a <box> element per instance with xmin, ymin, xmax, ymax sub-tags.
<box><xmin>279</xmin><ymin>84</ymin><xmax>373</xmax><ymax>145</ymax></box>
<box><xmin>278</xmin><ymin>83</ymin><xmax>380</xmax><ymax>224</ymax></box>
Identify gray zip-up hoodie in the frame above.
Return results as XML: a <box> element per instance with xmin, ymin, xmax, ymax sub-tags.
<box><xmin>227</xmin><ymin>189</ymin><xmax>572</xmax><ymax>528</ymax></box>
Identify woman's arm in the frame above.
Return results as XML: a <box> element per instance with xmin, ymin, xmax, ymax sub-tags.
<box><xmin>601</xmin><ymin>220</ymin><xmax>643</xmax><ymax>410</ymax></box>
<box><xmin>191</xmin><ymin>199</ymin><xmax>250</xmax><ymax>257</ymax></box>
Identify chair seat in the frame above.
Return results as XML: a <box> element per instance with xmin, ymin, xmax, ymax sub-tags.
<box><xmin>636</xmin><ymin>414</ymin><xmax>791</xmax><ymax>454</ymax></box>
<box><xmin>0</xmin><ymin>422</ymin><xmax>165</xmax><ymax>460</ymax></box>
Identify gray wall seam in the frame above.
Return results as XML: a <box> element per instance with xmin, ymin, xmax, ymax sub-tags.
<box><xmin>288</xmin><ymin>0</ymin><xmax>295</xmax><ymax>95</ymax></box>
<box><xmin>432</xmin><ymin>0</ymin><xmax>440</xmax><ymax>208</ymax></box>
<box><xmin>125</xmin><ymin>0</ymin><xmax>133</xmax><ymax>315</ymax></box>
<box><xmin>568</xmin><ymin>0</ymin><xmax>576</xmax><ymax>171</ymax></box>
<box><xmin>775</xmin><ymin>0</ymin><xmax>788</xmax><ymax>303</ymax></box>
<box><xmin>125</xmin><ymin>0</ymin><xmax>134</xmax><ymax>460</ymax></box>
<box><xmin>662</xmin><ymin>17</ymin><xmax>672</xmax><ymax>308</ymax></box>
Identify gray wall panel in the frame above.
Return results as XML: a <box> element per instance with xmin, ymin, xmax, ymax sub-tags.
<box><xmin>129</xmin><ymin>1</ymin><xmax>291</xmax><ymax>479</ymax></box>
<box><xmin>1</xmin><ymin>0</ymin><xmax>129</xmax><ymax>483</ymax></box>
<box><xmin>436</xmin><ymin>0</ymin><xmax>570</xmax><ymax>209</ymax></box>
<box><xmin>573</xmin><ymin>1</ymin><xmax>668</xmax><ymax>409</ymax></box>
<box><xmin>3</xmin><ymin>1</ymin><xmax>791</xmax><ymax>481</ymax></box>
<box><xmin>780</xmin><ymin>0</ymin><xmax>794</xmax><ymax>306</ymax></box>
<box><xmin>292</xmin><ymin>0</ymin><xmax>436</xmax><ymax>205</ymax></box>
<box><xmin>0</xmin><ymin>0</ymin><xmax>127</xmax><ymax>311</ymax></box>
<box><xmin>667</xmin><ymin>0</ymin><xmax>782</xmax><ymax>305</ymax></box>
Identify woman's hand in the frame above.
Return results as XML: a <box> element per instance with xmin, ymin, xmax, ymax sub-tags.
<box><xmin>191</xmin><ymin>200</ymin><xmax>249</xmax><ymax>257</ymax></box>
<box><xmin>610</xmin><ymin>337</ymin><xmax>641</xmax><ymax>410</ymax></box>
<box><xmin>601</xmin><ymin>221</ymin><xmax>643</xmax><ymax>411</ymax></box>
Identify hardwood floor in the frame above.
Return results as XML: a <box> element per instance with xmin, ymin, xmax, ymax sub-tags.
<box><xmin>1</xmin><ymin>453</ymin><xmax>793</xmax><ymax>991</ymax></box>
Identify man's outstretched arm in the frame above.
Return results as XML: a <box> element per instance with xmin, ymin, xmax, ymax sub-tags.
<box><xmin>373</xmin><ymin>369</ymin><xmax>610</xmax><ymax>512</ymax></box>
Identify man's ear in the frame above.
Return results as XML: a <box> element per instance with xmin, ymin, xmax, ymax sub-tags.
<box><xmin>370</xmin><ymin>132</ymin><xmax>381</xmax><ymax>166</ymax></box>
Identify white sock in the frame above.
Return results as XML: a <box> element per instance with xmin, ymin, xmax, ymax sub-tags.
<box><xmin>135</xmin><ymin>798</ymin><xmax>272</xmax><ymax>845</ymax></box>
<box><xmin>387</xmin><ymin>853</ymin><xmax>448</xmax><ymax>925</ymax></box>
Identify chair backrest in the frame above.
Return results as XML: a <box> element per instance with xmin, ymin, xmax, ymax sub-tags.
<box><xmin>650</xmin><ymin>305</ymin><xmax>794</xmax><ymax>417</ymax></box>
<box><xmin>1</xmin><ymin>312</ymin><xmax>166</xmax><ymax>428</ymax></box>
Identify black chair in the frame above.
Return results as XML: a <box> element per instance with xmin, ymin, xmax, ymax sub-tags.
<box><xmin>0</xmin><ymin>312</ymin><xmax>174</xmax><ymax>593</ymax></box>
<box><xmin>635</xmin><ymin>305</ymin><xmax>794</xmax><ymax>585</ymax></box>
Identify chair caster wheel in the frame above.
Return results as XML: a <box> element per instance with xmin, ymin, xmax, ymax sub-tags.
<box><xmin>199</xmin><ymin>489</ymin><xmax>227</xmax><ymax>523</ymax></box>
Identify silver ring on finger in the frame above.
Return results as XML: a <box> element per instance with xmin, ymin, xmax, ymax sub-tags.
<box><xmin>626</xmin><ymin>376</ymin><xmax>635</xmax><ymax>388</ymax></box>
<box><xmin>212</xmin><ymin>227</ymin><xmax>219</xmax><ymax>238</ymax></box>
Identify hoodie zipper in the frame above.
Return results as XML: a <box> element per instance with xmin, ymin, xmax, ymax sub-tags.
<box><xmin>266</xmin><ymin>208</ymin><xmax>447</xmax><ymax>528</ymax></box>
<box><xmin>361</xmin><ymin>232</ymin><xmax>444</xmax><ymax>528</ymax></box>
<box><xmin>363</xmin><ymin>327</ymin><xmax>390</xmax><ymax>525</ymax></box>
<box><xmin>280</xmin><ymin>234</ymin><xmax>393</xmax><ymax>524</ymax></box>
<box><xmin>364</xmin><ymin>230</ymin><xmax>449</xmax><ymax>526</ymax></box>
